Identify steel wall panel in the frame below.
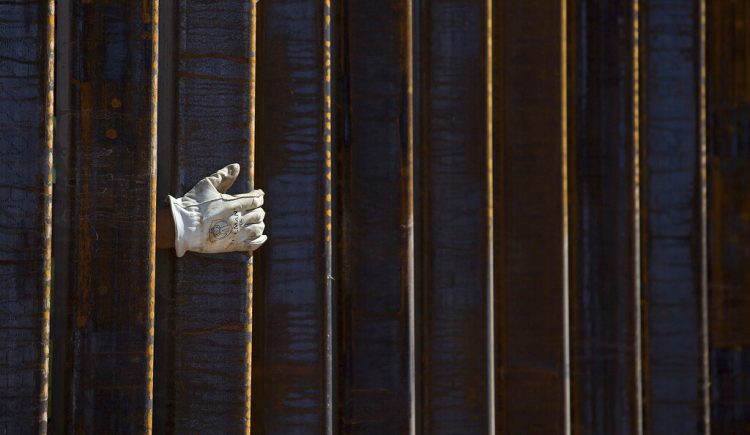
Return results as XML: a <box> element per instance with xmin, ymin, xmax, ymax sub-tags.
<box><xmin>160</xmin><ymin>0</ymin><xmax>257</xmax><ymax>431</ymax></box>
<box><xmin>252</xmin><ymin>0</ymin><xmax>331</xmax><ymax>432</ymax></box>
<box><xmin>707</xmin><ymin>1</ymin><xmax>750</xmax><ymax>431</ymax></box>
<box><xmin>494</xmin><ymin>1</ymin><xmax>568</xmax><ymax>433</ymax></box>
<box><xmin>60</xmin><ymin>0</ymin><xmax>158</xmax><ymax>431</ymax></box>
<box><xmin>4</xmin><ymin>1</ymin><xmax>750</xmax><ymax>432</ymax></box>
<box><xmin>640</xmin><ymin>1</ymin><xmax>707</xmax><ymax>432</ymax></box>
<box><xmin>152</xmin><ymin>0</ymin><xmax>177</xmax><ymax>432</ymax></box>
<box><xmin>419</xmin><ymin>0</ymin><xmax>491</xmax><ymax>433</ymax></box>
<box><xmin>0</xmin><ymin>1</ymin><xmax>54</xmax><ymax>432</ymax></box>
<box><xmin>569</xmin><ymin>1</ymin><xmax>639</xmax><ymax>432</ymax></box>
<box><xmin>51</xmin><ymin>0</ymin><xmax>73</xmax><ymax>431</ymax></box>
<box><xmin>337</xmin><ymin>0</ymin><xmax>414</xmax><ymax>433</ymax></box>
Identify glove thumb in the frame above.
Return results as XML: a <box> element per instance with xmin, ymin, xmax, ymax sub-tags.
<box><xmin>205</xmin><ymin>163</ymin><xmax>240</xmax><ymax>194</ymax></box>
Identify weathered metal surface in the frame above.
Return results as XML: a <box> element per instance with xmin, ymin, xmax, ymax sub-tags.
<box><xmin>419</xmin><ymin>0</ymin><xmax>490</xmax><ymax>433</ymax></box>
<box><xmin>248</xmin><ymin>2</ymin><xmax>258</xmax><ymax>430</ymax></box>
<box><xmin>50</xmin><ymin>0</ymin><xmax>73</xmax><ymax>432</ymax></box>
<box><xmin>60</xmin><ymin>0</ymin><xmax>158</xmax><ymax>431</ymax></box>
<box><xmin>708</xmin><ymin>1</ymin><xmax>750</xmax><ymax>432</ymax></box>
<box><xmin>640</xmin><ymin>1</ymin><xmax>707</xmax><ymax>432</ymax></box>
<box><xmin>251</xmin><ymin>0</ymin><xmax>330</xmax><ymax>432</ymax></box>
<box><xmin>324</xmin><ymin>0</ymin><xmax>334</xmax><ymax>432</ymax></box>
<box><xmin>569</xmin><ymin>0</ymin><xmax>639</xmax><ymax>433</ymax></box>
<box><xmin>337</xmin><ymin>0</ymin><xmax>414</xmax><ymax>433</ymax></box>
<box><xmin>153</xmin><ymin>0</ymin><xmax>256</xmax><ymax>431</ymax></box>
<box><xmin>494</xmin><ymin>0</ymin><xmax>567</xmax><ymax>433</ymax></box>
<box><xmin>0</xmin><ymin>1</ymin><xmax>54</xmax><ymax>432</ymax></box>
<box><xmin>4</xmin><ymin>1</ymin><xmax>750</xmax><ymax>432</ymax></box>
<box><xmin>153</xmin><ymin>0</ymin><xmax>177</xmax><ymax>432</ymax></box>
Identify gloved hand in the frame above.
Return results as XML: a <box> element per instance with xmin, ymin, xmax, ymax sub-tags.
<box><xmin>167</xmin><ymin>163</ymin><xmax>267</xmax><ymax>257</ymax></box>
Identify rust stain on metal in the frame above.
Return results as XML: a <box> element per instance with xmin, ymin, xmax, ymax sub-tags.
<box><xmin>247</xmin><ymin>6</ymin><xmax>257</xmax><ymax>425</ymax></box>
<box><xmin>324</xmin><ymin>0</ymin><xmax>334</xmax><ymax>432</ymax></box>
<box><xmin>142</xmin><ymin>0</ymin><xmax>152</xmax><ymax>23</ymax></box>
<box><xmin>146</xmin><ymin>0</ymin><xmax>159</xmax><ymax>431</ymax></box>
<box><xmin>40</xmin><ymin>0</ymin><xmax>55</xmax><ymax>428</ymax></box>
<box><xmin>486</xmin><ymin>0</ymin><xmax>496</xmax><ymax>432</ymax></box>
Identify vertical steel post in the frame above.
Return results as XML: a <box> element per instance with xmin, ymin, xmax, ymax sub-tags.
<box><xmin>0</xmin><ymin>0</ymin><xmax>54</xmax><ymax>432</ymax></box>
<box><xmin>419</xmin><ymin>0</ymin><xmax>492</xmax><ymax>432</ymax></box>
<box><xmin>337</xmin><ymin>0</ymin><xmax>414</xmax><ymax>432</ymax></box>
<box><xmin>163</xmin><ymin>0</ymin><xmax>256</xmax><ymax>431</ymax></box>
<box><xmin>639</xmin><ymin>1</ymin><xmax>707</xmax><ymax>432</ymax></box>
<box><xmin>493</xmin><ymin>1</ymin><xmax>568</xmax><ymax>433</ymax></box>
<box><xmin>707</xmin><ymin>1</ymin><xmax>750</xmax><ymax>432</ymax></box>
<box><xmin>568</xmin><ymin>1</ymin><xmax>640</xmax><ymax>432</ymax></box>
<box><xmin>61</xmin><ymin>0</ymin><xmax>158</xmax><ymax>431</ymax></box>
<box><xmin>252</xmin><ymin>0</ymin><xmax>331</xmax><ymax>432</ymax></box>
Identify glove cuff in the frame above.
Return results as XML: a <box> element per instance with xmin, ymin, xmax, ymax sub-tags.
<box><xmin>167</xmin><ymin>195</ymin><xmax>189</xmax><ymax>257</ymax></box>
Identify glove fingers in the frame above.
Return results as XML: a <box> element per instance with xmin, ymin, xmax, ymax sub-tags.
<box><xmin>243</xmin><ymin>234</ymin><xmax>267</xmax><ymax>250</ymax></box>
<box><xmin>242</xmin><ymin>208</ymin><xmax>265</xmax><ymax>224</ymax></box>
<box><xmin>233</xmin><ymin>189</ymin><xmax>265</xmax><ymax>200</ymax></box>
<box><xmin>206</xmin><ymin>163</ymin><xmax>240</xmax><ymax>193</ymax></box>
<box><xmin>244</xmin><ymin>222</ymin><xmax>265</xmax><ymax>239</ymax></box>
<box><xmin>224</xmin><ymin>191</ymin><xmax>264</xmax><ymax>210</ymax></box>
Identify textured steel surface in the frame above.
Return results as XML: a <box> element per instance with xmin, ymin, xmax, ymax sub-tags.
<box><xmin>494</xmin><ymin>1</ymin><xmax>567</xmax><ymax>434</ymax></box>
<box><xmin>4</xmin><ymin>1</ymin><xmax>750</xmax><ymax>432</ymax></box>
<box><xmin>0</xmin><ymin>1</ymin><xmax>54</xmax><ymax>432</ymax></box>
<box><xmin>158</xmin><ymin>0</ymin><xmax>255</xmax><ymax>431</ymax></box>
<box><xmin>59</xmin><ymin>0</ymin><xmax>158</xmax><ymax>431</ymax></box>
<box><xmin>419</xmin><ymin>0</ymin><xmax>491</xmax><ymax>433</ymax></box>
<box><xmin>337</xmin><ymin>0</ymin><xmax>414</xmax><ymax>432</ymax></box>
<box><xmin>708</xmin><ymin>1</ymin><xmax>750</xmax><ymax>432</ymax></box>
<box><xmin>251</xmin><ymin>0</ymin><xmax>330</xmax><ymax>432</ymax></box>
<box><xmin>569</xmin><ymin>1</ymin><xmax>639</xmax><ymax>433</ymax></box>
<box><xmin>640</xmin><ymin>1</ymin><xmax>707</xmax><ymax>432</ymax></box>
<box><xmin>153</xmin><ymin>0</ymin><xmax>177</xmax><ymax>432</ymax></box>
<box><xmin>50</xmin><ymin>1</ymin><xmax>73</xmax><ymax>432</ymax></box>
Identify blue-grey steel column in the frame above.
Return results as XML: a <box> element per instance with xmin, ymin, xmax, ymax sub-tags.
<box><xmin>162</xmin><ymin>0</ymin><xmax>256</xmax><ymax>431</ymax></box>
<box><xmin>252</xmin><ymin>0</ymin><xmax>331</xmax><ymax>432</ymax></box>
<box><xmin>419</xmin><ymin>0</ymin><xmax>492</xmax><ymax>432</ymax></box>
<box><xmin>337</xmin><ymin>0</ymin><xmax>415</xmax><ymax>432</ymax></box>
<box><xmin>0</xmin><ymin>0</ymin><xmax>54</xmax><ymax>432</ymax></box>
<box><xmin>569</xmin><ymin>0</ymin><xmax>640</xmax><ymax>432</ymax></box>
<box><xmin>640</xmin><ymin>1</ymin><xmax>707</xmax><ymax>432</ymax></box>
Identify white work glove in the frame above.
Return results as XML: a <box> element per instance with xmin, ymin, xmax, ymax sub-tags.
<box><xmin>167</xmin><ymin>163</ymin><xmax>267</xmax><ymax>257</ymax></box>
